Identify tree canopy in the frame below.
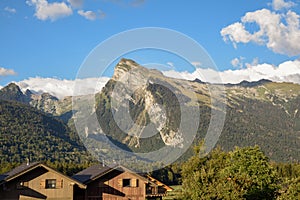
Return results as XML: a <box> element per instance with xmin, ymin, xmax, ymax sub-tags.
<box><xmin>181</xmin><ymin>144</ymin><xmax>278</xmax><ymax>200</ymax></box>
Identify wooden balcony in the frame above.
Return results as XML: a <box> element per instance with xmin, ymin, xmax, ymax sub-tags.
<box><xmin>146</xmin><ymin>186</ymin><xmax>167</xmax><ymax>197</ymax></box>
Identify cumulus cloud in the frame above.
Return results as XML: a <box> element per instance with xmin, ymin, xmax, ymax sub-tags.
<box><xmin>78</xmin><ymin>9</ymin><xmax>105</xmax><ymax>20</ymax></box>
<box><xmin>221</xmin><ymin>8</ymin><xmax>300</xmax><ymax>56</ymax></box>
<box><xmin>0</xmin><ymin>67</ymin><xmax>16</xmax><ymax>76</ymax></box>
<box><xmin>16</xmin><ymin>77</ymin><xmax>110</xmax><ymax>99</ymax></box>
<box><xmin>163</xmin><ymin>59</ymin><xmax>300</xmax><ymax>85</ymax></box>
<box><xmin>68</xmin><ymin>0</ymin><xmax>84</xmax><ymax>8</ymax></box>
<box><xmin>26</xmin><ymin>0</ymin><xmax>73</xmax><ymax>21</ymax></box>
<box><xmin>4</xmin><ymin>6</ymin><xmax>16</xmax><ymax>14</ymax></box>
<box><xmin>272</xmin><ymin>0</ymin><xmax>296</xmax><ymax>10</ymax></box>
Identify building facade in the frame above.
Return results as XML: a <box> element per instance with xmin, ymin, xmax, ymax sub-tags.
<box><xmin>0</xmin><ymin>162</ymin><xmax>86</xmax><ymax>200</ymax></box>
<box><xmin>0</xmin><ymin>163</ymin><xmax>172</xmax><ymax>200</ymax></box>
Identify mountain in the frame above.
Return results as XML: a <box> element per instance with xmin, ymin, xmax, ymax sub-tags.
<box><xmin>1</xmin><ymin>58</ymin><xmax>300</xmax><ymax>163</ymax></box>
<box><xmin>93</xmin><ymin>59</ymin><xmax>300</xmax><ymax>162</ymax></box>
<box><xmin>0</xmin><ymin>99</ymin><xmax>90</xmax><ymax>164</ymax></box>
<box><xmin>0</xmin><ymin>83</ymin><xmax>31</xmax><ymax>103</ymax></box>
<box><xmin>0</xmin><ymin>83</ymin><xmax>73</xmax><ymax>122</ymax></box>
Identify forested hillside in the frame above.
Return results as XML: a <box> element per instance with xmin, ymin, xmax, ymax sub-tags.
<box><xmin>0</xmin><ymin>100</ymin><xmax>91</xmax><ymax>164</ymax></box>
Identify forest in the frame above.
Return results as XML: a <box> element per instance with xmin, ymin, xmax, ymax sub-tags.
<box><xmin>0</xmin><ymin>143</ymin><xmax>299</xmax><ymax>199</ymax></box>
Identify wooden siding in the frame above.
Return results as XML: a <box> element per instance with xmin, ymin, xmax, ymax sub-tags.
<box><xmin>84</xmin><ymin>170</ymin><xmax>147</xmax><ymax>200</ymax></box>
<box><xmin>0</xmin><ymin>167</ymin><xmax>75</xmax><ymax>200</ymax></box>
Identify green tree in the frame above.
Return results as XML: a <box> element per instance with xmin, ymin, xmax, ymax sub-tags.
<box><xmin>278</xmin><ymin>177</ymin><xmax>300</xmax><ymax>200</ymax></box>
<box><xmin>181</xmin><ymin>144</ymin><xmax>278</xmax><ymax>200</ymax></box>
<box><xmin>223</xmin><ymin>146</ymin><xmax>278</xmax><ymax>199</ymax></box>
<box><xmin>181</xmin><ymin>145</ymin><xmax>228</xmax><ymax>199</ymax></box>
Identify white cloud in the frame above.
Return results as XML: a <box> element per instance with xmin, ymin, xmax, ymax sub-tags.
<box><xmin>68</xmin><ymin>0</ymin><xmax>84</xmax><ymax>8</ymax></box>
<box><xmin>78</xmin><ymin>9</ymin><xmax>106</xmax><ymax>20</ymax></box>
<box><xmin>245</xmin><ymin>57</ymin><xmax>259</xmax><ymax>68</ymax></box>
<box><xmin>231</xmin><ymin>57</ymin><xmax>245</xmax><ymax>68</ymax></box>
<box><xmin>221</xmin><ymin>8</ymin><xmax>300</xmax><ymax>56</ymax></box>
<box><xmin>4</xmin><ymin>6</ymin><xmax>16</xmax><ymax>14</ymax></box>
<box><xmin>0</xmin><ymin>67</ymin><xmax>16</xmax><ymax>76</ymax></box>
<box><xmin>26</xmin><ymin>0</ymin><xmax>73</xmax><ymax>21</ymax></box>
<box><xmin>163</xmin><ymin>59</ymin><xmax>300</xmax><ymax>85</ymax></box>
<box><xmin>191</xmin><ymin>61</ymin><xmax>202</xmax><ymax>67</ymax></box>
<box><xmin>16</xmin><ymin>77</ymin><xmax>110</xmax><ymax>99</ymax></box>
<box><xmin>78</xmin><ymin>10</ymin><xmax>97</xmax><ymax>20</ymax></box>
<box><xmin>231</xmin><ymin>58</ymin><xmax>240</xmax><ymax>67</ymax></box>
<box><xmin>272</xmin><ymin>0</ymin><xmax>296</xmax><ymax>10</ymax></box>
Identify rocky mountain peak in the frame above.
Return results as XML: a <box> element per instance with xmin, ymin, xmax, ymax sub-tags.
<box><xmin>112</xmin><ymin>58</ymin><xmax>149</xmax><ymax>81</ymax></box>
<box><xmin>0</xmin><ymin>83</ymin><xmax>31</xmax><ymax>103</ymax></box>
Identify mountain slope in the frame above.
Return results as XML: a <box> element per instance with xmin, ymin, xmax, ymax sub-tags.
<box><xmin>1</xmin><ymin>58</ymin><xmax>300</xmax><ymax>163</ymax></box>
<box><xmin>0</xmin><ymin>83</ymin><xmax>73</xmax><ymax>123</ymax></box>
<box><xmin>93</xmin><ymin>59</ymin><xmax>300</xmax><ymax>162</ymax></box>
<box><xmin>0</xmin><ymin>99</ymin><xmax>90</xmax><ymax>163</ymax></box>
<box><xmin>0</xmin><ymin>83</ymin><xmax>31</xmax><ymax>103</ymax></box>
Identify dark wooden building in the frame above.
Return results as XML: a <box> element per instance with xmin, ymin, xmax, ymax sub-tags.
<box><xmin>72</xmin><ymin>165</ymin><xmax>171</xmax><ymax>200</ymax></box>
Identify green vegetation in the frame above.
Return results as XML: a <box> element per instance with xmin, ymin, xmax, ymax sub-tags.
<box><xmin>181</xmin><ymin>146</ymin><xmax>277</xmax><ymax>199</ymax></box>
<box><xmin>0</xmin><ymin>100</ymin><xmax>92</xmax><ymax>164</ymax></box>
<box><xmin>163</xmin><ymin>185</ymin><xmax>182</xmax><ymax>200</ymax></box>
<box><xmin>0</xmin><ymin>61</ymin><xmax>300</xmax><ymax>198</ymax></box>
<box><xmin>177</xmin><ymin>143</ymin><xmax>300</xmax><ymax>200</ymax></box>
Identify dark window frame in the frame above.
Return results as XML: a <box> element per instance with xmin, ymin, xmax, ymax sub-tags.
<box><xmin>122</xmin><ymin>179</ymin><xmax>131</xmax><ymax>187</ymax></box>
<box><xmin>45</xmin><ymin>179</ymin><xmax>56</xmax><ymax>189</ymax></box>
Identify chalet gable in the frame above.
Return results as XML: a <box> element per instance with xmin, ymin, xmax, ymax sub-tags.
<box><xmin>0</xmin><ymin>162</ymin><xmax>86</xmax><ymax>189</ymax></box>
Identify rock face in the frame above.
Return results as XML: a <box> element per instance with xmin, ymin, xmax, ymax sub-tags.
<box><xmin>0</xmin><ymin>83</ymin><xmax>31</xmax><ymax>103</ymax></box>
<box><xmin>0</xmin><ymin>83</ymin><xmax>73</xmax><ymax>122</ymax></box>
<box><xmin>1</xmin><ymin>58</ymin><xmax>300</xmax><ymax>162</ymax></box>
<box><xmin>96</xmin><ymin>59</ymin><xmax>211</xmax><ymax>151</ymax></box>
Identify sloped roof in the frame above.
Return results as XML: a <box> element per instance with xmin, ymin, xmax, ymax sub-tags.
<box><xmin>0</xmin><ymin>162</ymin><xmax>86</xmax><ymax>189</ymax></box>
<box><xmin>72</xmin><ymin>164</ymin><xmax>113</xmax><ymax>184</ymax></box>
<box><xmin>0</xmin><ymin>162</ymin><xmax>40</xmax><ymax>182</ymax></box>
<box><xmin>72</xmin><ymin>164</ymin><xmax>153</xmax><ymax>185</ymax></box>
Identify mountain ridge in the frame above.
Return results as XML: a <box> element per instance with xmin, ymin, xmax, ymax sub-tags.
<box><xmin>1</xmin><ymin>58</ymin><xmax>300</xmax><ymax>163</ymax></box>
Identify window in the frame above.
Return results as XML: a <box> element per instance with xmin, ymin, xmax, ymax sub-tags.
<box><xmin>122</xmin><ymin>179</ymin><xmax>131</xmax><ymax>187</ymax></box>
<box><xmin>121</xmin><ymin>179</ymin><xmax>138</xmax><ymax>187</ymax></box>
<box><xmin>45</xmin><ymin>179</ymin><xmax>56</xmax><ymax>189</ymax></box>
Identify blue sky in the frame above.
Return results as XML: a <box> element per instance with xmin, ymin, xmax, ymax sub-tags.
<box><xmin>1</xmin><ymin>0</ymin><xmax>300</xmax><ymax>90</ymax></box>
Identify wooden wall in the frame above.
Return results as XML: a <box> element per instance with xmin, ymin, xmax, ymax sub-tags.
<box><xmin>85</xmin><ymin>170</ymin><xmax>147</xmax><ymax>200</ymax></box>
<box><xmin>0</xmin><ymin>167</ymin><xmax>76</xmax><ymax>200</ymax></box>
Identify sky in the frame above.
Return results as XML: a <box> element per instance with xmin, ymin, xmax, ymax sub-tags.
<box><xmin>1</xmin><ymin>0</ymin><xmax>300</xmax><ymax>98</ymax></box>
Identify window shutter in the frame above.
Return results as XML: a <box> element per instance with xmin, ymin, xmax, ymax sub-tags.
<box><xmin>56</xmin><ymin>179</ymin><xmax>63</xmax><ymax>189</ymax></box>
<box><xmin>118</xmin><ymin>179</ymin><xmax>122</xmax><ymax>187</ymax></box>
<box><xmin>40</xmin><ymin>179</ymin><xmax>45</xmax><ymax>189</ymax></box>
<box><xmin>131</xmin><ymin>179</ymin><xmax>138</xmax><ymax>187</ymax></box>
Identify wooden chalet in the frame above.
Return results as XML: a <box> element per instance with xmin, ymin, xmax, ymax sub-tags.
<box><xmin>0</xmin><ymin>162</ymin><xmax>86</xmax><ymax>200</ymax></box>
<box><xmin>0</xmin><ymin>163</ymin><xmax>172</xmax><ymax>200</ymax></box>
<box><xmin>72</xmin><ymin>164</ymin><xmax>172</xmax><ymax>200</ymax></box>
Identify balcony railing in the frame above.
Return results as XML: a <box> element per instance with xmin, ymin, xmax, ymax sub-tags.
<box><xmin>146</xmin><ymin>186</ymin><xmax>167</xmax><ymax>197</ymax></box>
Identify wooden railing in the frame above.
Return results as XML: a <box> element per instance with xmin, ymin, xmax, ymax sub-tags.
<box><xmin>146</xmin><ymin>186</ymin><xmax>167</xmax><ymax>196</ymax></box>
